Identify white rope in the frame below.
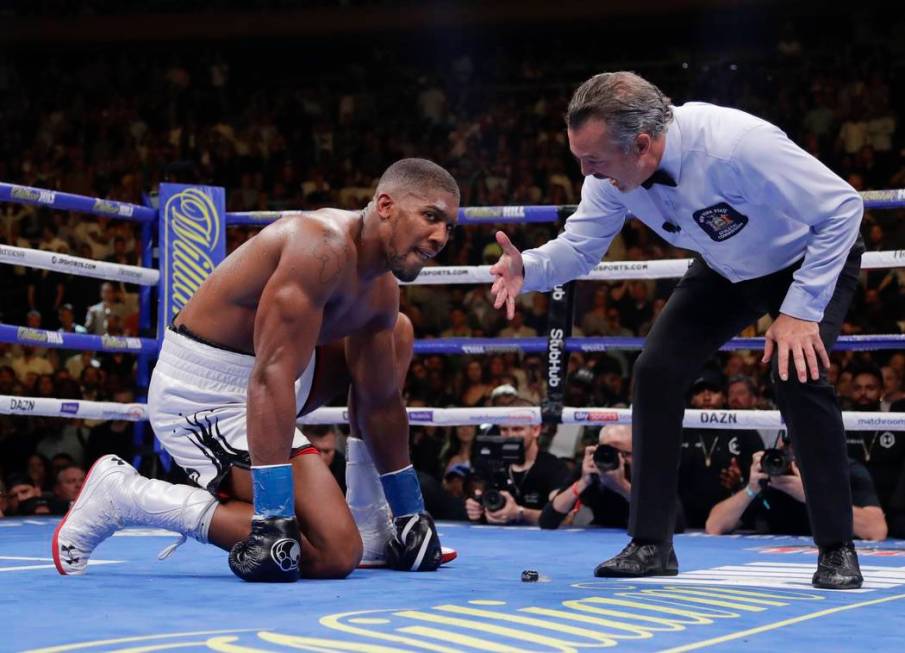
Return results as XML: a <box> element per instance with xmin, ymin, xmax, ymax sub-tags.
<box><xmin>299</xmin><ymin>405</ymin><xmax>905</xmax><ymax>431</ymax></box>
<box><xmin>0</xmin><ymin>394</ymin><xmax>147</xmax><ymax>421</ymax></box>
<box><xmin>861</xmin><ymin>250</ymin><xmax>905</xmax><ymax>270</ymax></box>
<box><xmin>0</xmin><ymin>244</ymin><xmax>159</xmax><ymax>286</ymax></box>
<box><xmin>402</xmin><ymin>250</ymin><xmax>904</xmax><ymax>285</ymax></box>
<box><xmin>562</xmin><ymin>407</ymin><xmax>905</xmax><ymax>431</ymax></box>
<box><xmin>5</xmin><ymin>394</ymin><xmax>901</xmax><ymax>431</ymax></box>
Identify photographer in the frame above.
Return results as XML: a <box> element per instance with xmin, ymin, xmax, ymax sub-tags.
<box><xmin>465</xmin><ymin>397</ymin><xmax>570</xmax><ymax>525</ymax></box>
<box><xmin>706</xmin><ymin>439</ymin><xmax>887</xmax><ymax>540</ymax></box>
<box><xmin>542</xmin><ymin>425</ymin><xmax>631</xmax><ymax>529</ymax></box>
<box><xmin>541</xmin><ymin>425</ymin><xmax>685</xmax><ymax>531</ymax></box>
<box><xmin>678</xmin><ymin>368</ymin><xmax>763</xmax><ymax>528</ymax></box>
<box><xmin>845</xmin><ymin>364</ymin><xmax>905</xmax><ymax>538</ymax></box>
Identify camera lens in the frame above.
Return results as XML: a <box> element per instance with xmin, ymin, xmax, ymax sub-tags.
<box><xmin>760</xmin><ymin>448</ymin><xmax>791</xmax><ymax>476</ymax></box>
<box><xmin>593</xmin><ymin>444</ymin><xmax>621</xmax><ymax>472</ymax></box>
<box><xmin>481</xmin><ymin>488</ymin><xmax>506</xmax><ymax>512</ymax></box>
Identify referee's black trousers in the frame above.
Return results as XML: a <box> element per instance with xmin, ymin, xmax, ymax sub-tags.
<box><xmin>628</xmin><ymin>241</ymin><xmax>863</xmax><ymax>546</ymax></box>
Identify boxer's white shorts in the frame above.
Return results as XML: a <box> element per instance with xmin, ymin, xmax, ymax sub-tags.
<box><xmin>148</xmin><ymin>327</ymin><xmax>315</xmax><ymax>492</ymax></box>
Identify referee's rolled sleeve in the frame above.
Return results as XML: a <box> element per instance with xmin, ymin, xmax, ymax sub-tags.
<box><xmin>522</xmin><ymin>178</ymin><xmax>626</xmax><ymax>293</ymax></box>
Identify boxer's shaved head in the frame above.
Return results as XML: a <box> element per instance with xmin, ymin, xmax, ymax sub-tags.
<box><xmin>376</xmin><ymin>158</ymin><xmax>459</xmax><ymax>203</ymax></box>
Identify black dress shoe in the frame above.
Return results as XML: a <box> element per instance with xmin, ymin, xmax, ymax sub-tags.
<box><xmin>812</xmin><ymin>542</ymin><xmax>863</xmax><ymax>589</ymax></box>
<box><xmin>594</xmin><ymin>540</ymin><xmax>679</xmax><ymax>578</ymax></box>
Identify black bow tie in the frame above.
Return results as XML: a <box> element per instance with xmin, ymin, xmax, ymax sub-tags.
<box><xmin>641</xmin><ymin>169</ymin><xmax>677</xmax><ymax>190</ymax></box>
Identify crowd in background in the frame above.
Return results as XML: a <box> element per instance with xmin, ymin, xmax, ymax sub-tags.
<box><xmin>1</xmin><ymin>8</ymin><xmax>904</xmax><ymax>536</ymax></box>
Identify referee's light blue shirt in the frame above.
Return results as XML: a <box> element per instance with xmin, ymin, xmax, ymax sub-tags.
<box><xmin>521</xmin><ymin>102</ymin><xmax>864</xmax><ymax>322</ymax></box>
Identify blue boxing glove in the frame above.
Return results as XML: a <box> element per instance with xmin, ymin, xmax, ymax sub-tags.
<box><xmin>380</xmin><ymin>465</ymin><xmax>442</xmax><ymax>572</ymax></box>
<box><xmin>228</xmin><ymin>464</ymin><xmax>301</xmax><ymax>582</ymax></box>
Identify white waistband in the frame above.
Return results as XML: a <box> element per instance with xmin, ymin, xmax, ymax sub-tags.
<box><xmin>157</xmin><ymin>328</ymin><xmax>255</xmax><ymax>387</ymax></box>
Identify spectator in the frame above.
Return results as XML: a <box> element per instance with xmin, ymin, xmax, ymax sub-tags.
<box><xmin>548</xmin><ymin>368</ymin><xmax>596</xmax><ymax>459</ymax></box>
<box><xmin>460</xmin><ymin>360</ymin><xmax>492</xmax><ymax>407</ymax></box>
<box><xmin>543</xmin><ymin>423</ymin><xmax>687</xmax><ymax>530</ymax></box>
<box><xmin>845</xmin><ymin>364</ymin><xmax>905</xmax><ymax>538</ymax></box>
<box><xmin>50</xmin><ymin>453</ymin><xmax>77</xmax><ymax>478</ymax></box>
<box><xmin>11</xmin><ymin>346</ymin><xmax>54</xmax><ymax>383</ymax></box>
<box><xmin>36</xmin><ymin>416</ymin><xmax>88</xmax><ymax>468</ymax></box>
<box><xmin>615</xmin><ymin>281</ymin><xmax>653</xmax><ymax>334</ymax></box>
<box><xmin>4</xmin><ymin>473</ymin><xmax>41</xmax><ymax>516</ymax></box>
<box><xmin>441</xmin><ymin>307</ymin><xmax>473</xmax><ymax>338</ymax></box>
<box><xmin>881</xmin><ymin>364</ymin><xmax>905</xmax><ymax>410</ymax></box>
<box><xmin>522</xmin><ymin>292</ymin><xmax>549</xmax><ymax>336</ymax></box>
<box><xmin>58</xmin><ymin>303</ymin><xmax>87</xmax><ymax>335</ymax></box>
<box><xmin>579</xmin><ymin>288</ymin><xmax>610</xmax><ymax>336</ymax></box>
<box><xmin>26</xmin><ymin>453</ymin><xmax>51</xmax><ymax>492</ymax></box>
<box><xmin>727</xmin><ymin>374</ymin><xmax>780</xmax><ymax>448</ymax></box>
<box><xmin>678</xmin><ymin>368</ymin><xmax>763</xmax><ymax>528</ymax></box>
<box><xmin>441</xmin><ymin>424</ymin><xmax>476</xmax><ymax>475</ymax></box>
<box><xmin>65</xmin><ymin>350</ymin><xmax>100</xmax><ymax>381</ymax></box>
<box><xmin>463</xmin><ymin>285</ymin><xmax>503</xmax><ymax>335</ymax></box>
<box><xmin>465</xmin><ymin>397</ymin><xmax>571</xmax><ymax>525</ymax></box>
<box><xmin>498</xmin><ymin>308</ymin><xmax>537</xmax><ymax>338</ymax></box>
<box><xmin>84</xmin><ymin>282</ymin><xmax>128</xmax><ymax>335</ymax></box>
<box><xmin>706</xmin><ymin>442</ymin><xmax>887</xmax><ymax>541</ymax></box>
<box><xmin>442</xmin><ymin>463</ymin><xmax>471</xmax><ymax>500</ymax></box>
<box><xmin>51</xmin><ymin>464</ymin><xmax>86</xmax><ymax>514</ymax></box>
<box><xmin>542</xmin><ymin>425</ymin><xmax>631</xmax><ymax>529</ymax></box>
<box><xmin>27</xmin><ymin>267</ymin><xmax>65</xmax><ymax>329</ymax></box>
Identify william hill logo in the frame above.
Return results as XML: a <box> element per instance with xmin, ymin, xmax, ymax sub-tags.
<box><xmin>16</xmin><ymin>327</ymin><xmax>63</xmax><ymax>345</ymax></box>
<box><xmin>163</xmin><ymin>187</ymin><xmax>222</xmax><ymax>319</ymax></box>
<box><xmin>11</xmin><ymin>185</ymin><xmax>55</xmax><ymax>204</ymax></box>
<box><xmin>100</xmin><ymin>335</ymin><xmax>141</xmax><ymax>350</ymax></box>
<box><xmin>17</xmin><ymin>327</ymin><xmax>48</xmax><ymax>343</ymax></box>
<box><xmin>92</xmin><ymin>198</ymin><xmax>134</xmax><ymax>217</ymax></box>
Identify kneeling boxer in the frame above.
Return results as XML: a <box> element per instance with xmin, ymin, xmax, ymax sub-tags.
<box><xmin>53</xmin><ymin>158</ymin><xmax>458</xmax><ymax>581</ymax></box>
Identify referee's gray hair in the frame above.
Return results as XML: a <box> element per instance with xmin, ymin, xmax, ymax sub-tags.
<box><xmin>567</xmin><ymin>72</ymin><xmax>673</xmax><ymax>153</ymax></box>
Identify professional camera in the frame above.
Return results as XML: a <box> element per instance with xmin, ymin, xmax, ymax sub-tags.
<box><xmin>760</xmin><ymin>447</ymin><xmax>792</xmax><ymax>476</ymax></box>
<box><xmin>472</xmin><ymin>425</ymin><xmax>525</xmax><ymax>513</ymax></box>
<box><xmin>760</xmin><ymin>432</ymin><xmax>793</xmax><ymax>477</ymax></box>
<box><xmin>592</xmin><ymin>443</ymin><xmax>621</xmax><ymax>472</ymax></box>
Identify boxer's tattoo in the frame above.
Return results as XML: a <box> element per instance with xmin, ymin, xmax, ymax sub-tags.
<box><xmin>310</xmin><ymin>235</ymin><xmax>345</xmax><ymax>284</ymax></box>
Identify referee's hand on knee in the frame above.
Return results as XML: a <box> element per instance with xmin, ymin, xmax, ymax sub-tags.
<box><xmin>763</xmin><ymin>314</ymin><xmax>829</xmax><ymax>382</ymax></box>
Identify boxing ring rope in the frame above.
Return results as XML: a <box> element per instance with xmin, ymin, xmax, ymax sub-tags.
<box><xmin>0</xmin><ymin>182</ymin><xmax>156</xmax><ymax>222</ymax></box>
<box><xmin>0</xmin><ymin>243</ymin><xmax>160</xmax><ymax>286</ymax></box>
<box><xmin>411</xmin><ymin>335</ymin><xmax>905</xmax><ymax>355</ymax></box>
<box><xmin>2</xmin><ymin>395</ymin><xmax>904</xmax><ymax>431</ymax></box>
<box><xmin>0</xmin><ymin>181</ymin><xmax>903</xmax><ymax>437</ymax></box>
<box><xmin>396</xmin><ymin>250</ymin><xmax>904</xmax><ymax>285</ymax></box>
<box><xmin>224</xmin><ymin>188</ymin><xmax>905</xmax><ymax>225</ymax></box>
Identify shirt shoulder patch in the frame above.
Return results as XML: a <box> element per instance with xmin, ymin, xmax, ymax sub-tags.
<box><xmin>692</xmin><ymin>202</ymin><xmax>749</xmax><ymax>242</ymax></box>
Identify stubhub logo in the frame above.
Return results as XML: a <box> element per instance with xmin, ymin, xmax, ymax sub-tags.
<box><xmin>408</xmin><ymin>410</ymin><xmax>433</xmax><ymax>422</ymax></box>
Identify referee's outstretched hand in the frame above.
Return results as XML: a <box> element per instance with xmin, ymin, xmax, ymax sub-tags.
<box><xmin>489</xmin><ymin>230</ymin><xmax>524</xmax><ymax>320</ymax></box>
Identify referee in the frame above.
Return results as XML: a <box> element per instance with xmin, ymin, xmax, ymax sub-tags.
<box><xmin>489</xmin><ymin>71</ymin><xmax>865</xmax><ymax>589</ymax></box>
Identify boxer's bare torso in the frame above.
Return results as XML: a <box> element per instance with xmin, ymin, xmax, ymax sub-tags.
<box><xmin>173</xmin><ymin>187</ymin><xmax>458</xmax><ymax>469</ymax></box>
<box><xmin>175</xmin><ymin>208</ymin><xmax>398</xmax><ymax>354</ymax></box>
